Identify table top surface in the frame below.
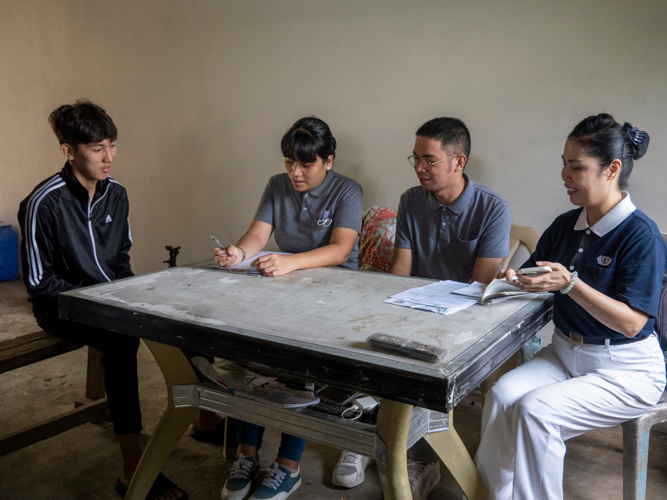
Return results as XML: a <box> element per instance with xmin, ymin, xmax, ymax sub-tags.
<box><xmin>61</xmin><ymin>267</ymin><xmax>552</xmax><ymax>410</ymax></box>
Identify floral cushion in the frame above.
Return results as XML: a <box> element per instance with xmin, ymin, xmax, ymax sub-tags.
<box><xmin>358</xmin><ymin>206</ymin><xmax>397</xmax><ymax>273</ymax></box>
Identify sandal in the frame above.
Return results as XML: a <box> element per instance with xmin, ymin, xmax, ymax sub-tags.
<box><xmin>114</xmin><ymin>472</ymin><xmax>189</xmax><ymax>499</ymax></box>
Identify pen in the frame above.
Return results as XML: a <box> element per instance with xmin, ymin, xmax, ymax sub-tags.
<box><xmin>317</xmin><ymin>210</ymin><xmax>332</xmax><ymax>227</ymax></box>
<box><xmin>210</xmin><ymin>236</ymin><xmax>226</xmax><ymax>252</ymax></box>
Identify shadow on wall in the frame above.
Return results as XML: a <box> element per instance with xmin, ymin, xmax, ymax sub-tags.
<box><xmin>464</xmin><ymin>157</ymin><xmax>491</xmax><ymax>188</ymax></box>
<box><xmin>331</xmin><ymin>135</ymin><xmax>379</xmax><ymax>209</ymax></box>
<box><xmin>335</xmin><ymin>133</ymin><xmax>416</xmax><ymax>212</ymax></box>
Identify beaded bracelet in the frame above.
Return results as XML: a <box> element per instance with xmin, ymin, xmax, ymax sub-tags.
<box><xmin>560</xmin><ymin>271</ymin><xmax>578</xmax><ymax>294</ymax></box>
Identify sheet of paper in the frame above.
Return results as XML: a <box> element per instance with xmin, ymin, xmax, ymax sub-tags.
<box><xmin>383</xmin><ymin>297</ymin><xmax>450</xmax><ymax>315</ymax></box>
<box><xmin>452</xmin><ymin>281</ymin><xmax>486</xmax><ymax>299</ymax></box>
<box><xmin>385</xmin><ymin>280</ymin><xmax>479</xmax><ymax>315</ymax></box>
<box><xmin>390</xmin><ymin>280</ymin><xmax>478</xmax><ymax>308</ymax></box>
<box><xmin>236</xmin><ymin>383</ymin><xmax>320</xmax><ymax>408</ymax></box>
<box><xmin>222</xmin><ymin>251</ymin><xmax>291</xmax><ymax>273</ymax></box>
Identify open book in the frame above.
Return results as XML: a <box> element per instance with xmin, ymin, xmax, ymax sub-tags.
<box><xmin>453</xmin><ymin>279</ymin><xmax>532</xmax><ymax>305</ymax></box>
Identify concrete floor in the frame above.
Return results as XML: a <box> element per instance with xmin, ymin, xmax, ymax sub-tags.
<box><xmin>2</xmin><ymin>279</ymin><xmax>667</xmax><ymax>499</ymax></box>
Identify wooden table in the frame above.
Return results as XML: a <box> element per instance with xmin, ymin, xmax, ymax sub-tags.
<box><xmin>60</xmin><ymin>267</ymin><xmax>552</xmax><ymax>499</ymax></box>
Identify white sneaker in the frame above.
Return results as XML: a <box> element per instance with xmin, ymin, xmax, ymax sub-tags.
<box><xmin>407</xmin><ymin>460</ymin><xmax>441</xmax><ymax>500</ymax></box>
<box><xmin>331</xmin><ymin>451</ymin><xmax>374</xmax><ymax>488</ymax></box>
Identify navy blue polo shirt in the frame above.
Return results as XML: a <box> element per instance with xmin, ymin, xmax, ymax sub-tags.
<box><xmin>522</xmin><ymin>194</ymin><xmax>667</xmax><ymax>341</ymax></box>
<box><xmin>254</xmin><ymin>171</ymin><xmax>363</xmax><ymax>269</ymax></box>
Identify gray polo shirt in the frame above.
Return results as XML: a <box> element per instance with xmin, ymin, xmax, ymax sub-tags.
<box><xmin>395</xmin><ymin>174</ymin><xmax>510</xmax><ymax>282</ymax></box>
<box><xmin>254</xmin><ymin>171</ymin><xmax>363</xmax><ymax>269</ymax></box>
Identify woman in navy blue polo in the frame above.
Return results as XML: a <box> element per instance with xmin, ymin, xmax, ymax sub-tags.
<box><xmin>475</xmin><ymin>113</ymin><xmax>667</xmax><ymax>500</ymax></box>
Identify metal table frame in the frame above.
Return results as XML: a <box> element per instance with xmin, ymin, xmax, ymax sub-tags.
<box><xmin>60</xmin><ymin>268</ymin><xmax>552</xmax><ymax>500</ymax></box>
<box><xmin>172</xmin><ymin>381</ymin><xmax>450</xmax><ymax>469</ymax></box>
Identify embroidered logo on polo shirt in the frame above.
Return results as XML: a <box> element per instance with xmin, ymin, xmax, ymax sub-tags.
<box><xmin>105</xmin><ymin>215</ymin><xmax>113</xmax><ymax>223</ymax></box>
<box><xmin>596</xmin><ymin>255</ymin><xmax>612</xmax><ymax>266</ymax></box>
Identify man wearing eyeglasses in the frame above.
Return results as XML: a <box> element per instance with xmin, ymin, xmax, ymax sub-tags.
<box><xmin>332</xmin><ymin>117</ymin><xmax>511</xmax><ymax>498</ymax></box>
<box><xmin>396</xmin><ymin>117</ymin><xmax>510</xmax><ymax>497</ymax></box>
<box><xmin>392</xmin><ymin>116</ymin><xmax>511</xmax><ymax>285</ymax></box>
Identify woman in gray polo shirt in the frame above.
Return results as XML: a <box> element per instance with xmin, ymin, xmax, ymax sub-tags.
<box><xmin>214</xmin><ymin>117</ymin><xmax>363</xmax><ymax>500</ymax></box>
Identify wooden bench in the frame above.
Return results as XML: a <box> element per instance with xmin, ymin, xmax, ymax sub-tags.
<box><xmin>0</xmin><ymin>331</ymin><xmax>83</xmax><ymax>374</ymax></box>
<box><xmin>0</xmin><ymin>280</ymin><xmax>109</xmax><ymax>456</ymax></box>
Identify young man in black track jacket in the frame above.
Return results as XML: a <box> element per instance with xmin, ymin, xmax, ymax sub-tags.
<box><xmin>18</xmin><ymin>100</ymin><xmax>186</xmax><ymax>500</ymax></box>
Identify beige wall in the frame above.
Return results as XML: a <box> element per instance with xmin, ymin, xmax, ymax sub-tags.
<box><xmin>1</xmin><ymin>0</ymin><xmax>666</xmax><ymax>274</ymax></box>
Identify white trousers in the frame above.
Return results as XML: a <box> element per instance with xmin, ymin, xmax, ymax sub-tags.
<box><xmin>474</xmin><ymin>329</ymin><xmax>666</xmax><ymax>500</ymax></box>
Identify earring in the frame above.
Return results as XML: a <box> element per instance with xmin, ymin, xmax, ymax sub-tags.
<box><xmin>327</xmin><ymin>167</ymin><xmax>331</xmax><ymax>170</ymax></box>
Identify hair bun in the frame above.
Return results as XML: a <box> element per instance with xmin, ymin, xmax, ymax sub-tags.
<box><xmin>622</xmin><ymin>122</ymin><xmax>650</xmax><ymax>160</ymax></box>
<box><xmin>332</xmin><ymin>136</ymin><xmax>337</xmax><ymax>151</ymax></box>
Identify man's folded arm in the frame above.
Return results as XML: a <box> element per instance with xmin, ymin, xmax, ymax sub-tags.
<box><xmin>391</xmin><ymin>247</ymin><xmax>413</xmax><ymax>276</ymax></box>
<box><xmin>471</xmin><ymin>257</ymin><xmax>502</xmax><ymax>285</ymax></box>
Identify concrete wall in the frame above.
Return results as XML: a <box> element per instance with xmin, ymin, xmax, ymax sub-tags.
<box><xmin>1</xmin><ymin>0</ymin><xmax>666</xmax><ymax>274</ymax></box>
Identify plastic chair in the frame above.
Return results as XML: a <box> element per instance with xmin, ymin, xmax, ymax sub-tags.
<box><xmin>620</xmin><ymin>233</ymin><xmax>667</xmax><ymax>500</ymax></box>
<box><xmin>500</xmin><ymin>224</ymin><xmax>541</xmax><ymax>270</ymax></box>
<box><xmin>622</xmin><ymin>391</ymin><xmax>667</xmax><ymax>500</ymax></box>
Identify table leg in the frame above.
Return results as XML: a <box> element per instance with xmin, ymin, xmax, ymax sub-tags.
<box><xmin>376</xmin><ymin>399</ymin><xmax>413</xmax><ymax>500</ymax></box>
<box><xmin>424</xmin><ymin>409</ymin><xmax>490</xmax><ymax>500</ymax></box>
<box><xmin>125</xmin><ymin>340</ymin><xmax>200</xmax><ymax>500</ymax></box>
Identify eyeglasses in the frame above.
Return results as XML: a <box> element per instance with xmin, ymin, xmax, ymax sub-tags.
<box><xmin>408</xmin><ymin>153</ymin><xmax>458</xmax><ymax>170</ymax></box>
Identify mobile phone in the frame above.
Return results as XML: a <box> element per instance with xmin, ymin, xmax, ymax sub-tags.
<box><xmin>315</xmin><ymin>385</ymin><xmax>362</xmax><ymax>406</ymax></box>
<box><xmin>516</xmin><ymin>266</ymin><xmax>552</xmax><ymax>276</ymax></box>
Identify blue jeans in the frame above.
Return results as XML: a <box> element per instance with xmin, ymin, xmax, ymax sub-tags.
<box><xmin>237</xmin><ymin>422</ymin><xmax>306</xmax><ymax>462</ymax></box>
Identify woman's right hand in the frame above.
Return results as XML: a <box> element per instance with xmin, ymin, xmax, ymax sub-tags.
<box><xmin>213</xmin><ymin>245</ymin><xmax>243</xmax><ymax>268</ymax></box>
<box><xmin>497</xmin><ymin>268</ymin><xmax>517</xmax><ymax>281</ymax></box>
